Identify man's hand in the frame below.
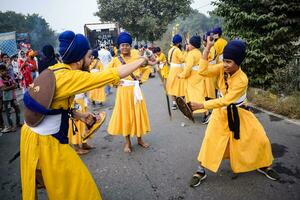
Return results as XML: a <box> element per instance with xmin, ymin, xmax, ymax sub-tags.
<box><xmin>81</xmin><ymin>112</ymin><xmax>95</xmax><ymax>127</ymax></box>
<box><xmin>72</xmin><ymin>110</ymin><xmax>95</xmax><ymax>127</ymax></box>
<box><xmin>206</xmin><ymin>36</ymin><xmax>214</xmax><ymax>48</ymax></box>
<box><xmin>190</xmin><ymin>102</ymin><xmax>204</xmax><ymax>111</ymax></box>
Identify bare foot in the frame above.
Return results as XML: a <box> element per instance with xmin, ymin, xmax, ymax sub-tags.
<box><xmin>138</xmin><ymin>140</ymin><xmax>150</xmax><ymax>148</ymax></box>
<box><xmin>123</xmin><ymin>143</ymin><xmax>132</xmax><ymax>153</ymax></box>
<box><xmin>75</xmin><ymin>148</ymin><xmax>90</xmax><ymax>155</ymax></box>
<box><xmin>81</xmin><ymin>143</ymin><xmax>95</xmax><ymax>150</ymax></box>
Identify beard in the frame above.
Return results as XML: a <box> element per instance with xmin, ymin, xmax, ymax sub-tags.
<box><xmin>81</xmin><ymin>59</ymin><xmax>90</xmax><ymax>72</ymax></box>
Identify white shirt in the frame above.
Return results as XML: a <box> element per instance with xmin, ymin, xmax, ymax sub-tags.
<box><xmin>98</xmin><ymin>48</ymin><xmax>112</xmax><ymax>69</ymax></box>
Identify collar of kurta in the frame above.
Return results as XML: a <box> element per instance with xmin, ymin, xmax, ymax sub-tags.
<box><xmin>50</xmin><ymin>63</ymin><xmax>72</xmax><ymax>71</ymax></box>
<box><xmin>226</xmin><ymin>68</ymin><xmax>242</xmax><ymax>79</ymax></box>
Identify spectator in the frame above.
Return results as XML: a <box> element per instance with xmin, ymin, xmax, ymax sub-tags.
<box><xmin>27</xmin><ymin>50</ymin><xmax>38</xmax><ymax>80</ymax></box>
<box><xmin>1</xmin><ymin>53</ymin><xmax>14</xmax><ymax>77</ymax></box>
<box><xmin>0</xmin><ymin>63</ymin><xmax>21</xmax><ymax>133</ymax></box>
<box><xmin>10</xmin><ymin>54</ymin><xmax>21</xmax><ymax>88</ymax></box>
<box><xmin>17</xmin><ymin>50</ymin><xmax>33</xmax><ymax>93</ymax></box>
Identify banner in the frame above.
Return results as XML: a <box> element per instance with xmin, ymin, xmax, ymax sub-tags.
<box><xmin>0</xmin><ymin>31</ymin><xmax>18</xmax><ymax>57</ymax></box>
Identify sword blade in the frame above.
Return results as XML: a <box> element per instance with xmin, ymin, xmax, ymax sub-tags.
<box><xmin>157</xmin><ymin>68</ymin><xmax>172</xmax><ymax>120</ymax></box>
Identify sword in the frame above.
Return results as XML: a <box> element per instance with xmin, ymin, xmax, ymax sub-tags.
<box><xmin>157</xmin><ymin>66</ymin><xmax>172</xmax><ymax>120</ymax></box>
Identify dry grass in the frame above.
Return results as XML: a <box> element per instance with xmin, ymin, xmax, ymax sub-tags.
<box><xmin>247</xmin><ymin>88</ymin><xmax>300</xmax><ymax>119</ymax></box>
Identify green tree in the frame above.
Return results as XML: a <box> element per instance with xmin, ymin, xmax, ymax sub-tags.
<box><xmin>95</xmin><ymin>0</ymin><xmax>192</xmax><ymax>42</ymax></box>
<box><xmin>212</xmin><ymin>0</ymin><xmax>300</xmax><ymax>88</ymax></box>
<box><xmin>25</xmin><ymin>14</ymin><xmax>57</xmax><ymax>50</ymax></box>
<box><xmin>158</xmin><ymin>9</ymin><xmax>221</xmax><ymax>53</ymax></box>
<box><xmin>0</xmin><ymin>11</ymin><xmax>57</xmax><ymax>50</ymax></box>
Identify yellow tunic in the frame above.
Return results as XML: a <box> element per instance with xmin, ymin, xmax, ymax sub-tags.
<box><xmin>157</xmin><ymin>52</ymin><xmax>169</xmax><ymax>79</ymax></box>
<box><xmin>107</xmin><ymin>53</ymin><xmax>151</xmax><ymax>137</ymax></box>
<box><xmin>166</xmin><ymin>46</ymin><xmax>186</xmax><ymax>96</ymax></box>
<box><xmin>178</xmin><ymin>48</ymin><xmax>206</xmax><ymax>113</ymax></box>
<box><xmin>214</xmin><ymin>37</ymin><xmax>228</xmax><ymax>64</ymax></box>
<box><xmin>131</xmin><ymin>49</ymin><xmax>141</xmax><ymax>57</ymax></box>
<box><xmin>113</xmin><ymin>46</ymin><xmax>118</xmax><ymax>57</ymax></box>
<box><xmin>140</xmin><ymin>65</ymin><xmax>153</xmax><ymax>83</ymax></box>
<box><xmin>197</xmin><ymin>59</ymin><xmax>273</xmax><ymax>173</ymax></box>
<box><xmin>68</xmin><ymin>95</ymin><xmax>89</xmax><ymax>145</ymax></box>
<box><xmin>88</xmin><ymin>59</ymin><xmax>106</xmax><ymax>102</ymax></box>
<box><xmin>21</xmin><ymin>63</ymin><xmax>120</xmax><ymax>200</ymax></box>
<box><xmin>203</xmin><ymin>47</ymin><xmax>217</xmax><ymax>99</ymax></box>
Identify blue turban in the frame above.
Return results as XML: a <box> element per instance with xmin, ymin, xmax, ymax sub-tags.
<box><xmin>117</xmin><ymin>32</ymin><xmax>132</xmax><ymax>46</ymax></box>
<box><xmin>152</xmin><ymin>47</ymin><xmax>161</xmax><ymax>54</ymax></box>
<box><xmin>59</xmin><ymin>30</ymin><xmax>90</xmax><ymax>64</ymax></box>
<box><xmin>189</xmin><ymin>35</ymin><xmax>201</xmax><ymax>48</ymax></box>
<box><xmin>213</xmin><ymin>27</ymin><xmax>222</xmax><ymax>36</ymax></box>
<box><xmin>143</xmin><ymin>44</ymin><xmax>148</xmax><ymax>49</ymax></box>
<box><xmin>172</xmin><ymin>34</ymin><xmax>182</xmax><ymax>44</ymax></box>
<box><xmin>223</xmin><ymin>40</ymin><xmax>246</xmax><ymax>66</ymax></box>
<box><xmin>92</xmin><ymin>49</ymin><xmax>98</xmax><ymax>58</ymax></box>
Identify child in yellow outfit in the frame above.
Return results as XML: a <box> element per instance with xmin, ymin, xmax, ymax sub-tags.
<box><xmin>154</xmin><ymin>47</ymin><xmax>169</xmax><ymax>79</ymax></box>
<box><xmin>88</xmin><ymin>50</ymin><xmax>106</xmax><ymax>105</ymax></box>
<box><xmin>166</xmin><ymin>34</ymin><xmax>186</xmax><ymax>110</ymax></box>
<box><xmin>68</xmin><ymin>93</ymin><xmax>94</xmax><ymax>155</ymax></box>
<box><xmin>189</xmin><ymin>38</ymin><xmax>279</xmax><ymax>187</ymax></box>
<box><xmin>177</xmin><ymin>35</ymin><xmax>207</xmax><ymax>115</ymax></box>
<box><xmin>107</xmin><ymin>32</ymin><xmax>151</xmax><ymax>153</ymax></box>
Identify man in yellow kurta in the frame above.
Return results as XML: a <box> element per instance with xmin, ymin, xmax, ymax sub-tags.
<box><xmin>189</xmin><ymin>38</ymin><xmax>279</xmax><ymax>187</ymax></box>
<box><xmin>177</xmin><ymin>35</ymin><xmax>207</xmax><ymax>115</ymax></box>
<box><xmin>88</xmin><ymin>50</ymin><xmax>106</xmax><ymax>105</ymax></box>
<box><xmin>21</xmin><ymin>30</ymin><xmax>150</xmax><ymax>199</ymax></box>
<box><xmin>107</xmin><ymin>32</ymin><xmax>151</xmax><ymax>153</ymax></box>
<box><xmin>166</xmin><ymin>34</ymin><xmax>186</xmax><ymax>110</ymax></box>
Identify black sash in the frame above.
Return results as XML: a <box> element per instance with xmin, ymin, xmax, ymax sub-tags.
<box><xmin>117</xmin><ymin>56</ymin><xmax>138</xmax><ymax>81</ymax></box>
<box><xmin>223</xmin><ymin>73</ymin><xmax>249</xmax><ymax>140</ymax></box>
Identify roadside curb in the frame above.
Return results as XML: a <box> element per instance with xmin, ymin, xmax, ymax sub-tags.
<box><xmin>250</xmin><ymin>104</ymin><xmax>300</xmax><ymax>127</ymax></box>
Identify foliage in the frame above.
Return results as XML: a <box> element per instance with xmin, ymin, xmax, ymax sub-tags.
<box><xmin>212</xmin><ymin>0</ymin><xmax>300</xmax><ymax>88</ymax></box>
<box><xmin>158</xmin><ymin>9</ymin><xmax>222</xmax><ymax>53</ymax></box>
<box><xmin>0</xmin><ymin>11</ymin><xmax>57</xmax><ymax>50</ymax></box>
<box><xmin>96</xmin><ymin>0</ymin><xmax>192</xmax><ymax>42</ymax></box>
<box><xmin>248</xmin><ymin>88</ymin><xmax>300</xmax><ymax>119</ymax></box>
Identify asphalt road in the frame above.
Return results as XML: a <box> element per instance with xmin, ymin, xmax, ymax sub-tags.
<box><xmin>0</xmin><ymin>76</ymin><xmax>299</xmax><ymax>200</ymax></box>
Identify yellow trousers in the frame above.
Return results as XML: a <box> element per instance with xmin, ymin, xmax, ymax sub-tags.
<box><xmin>20</xmin><ymin>125</ymin><xmax>102</xmax><ymax>200</ymax></box>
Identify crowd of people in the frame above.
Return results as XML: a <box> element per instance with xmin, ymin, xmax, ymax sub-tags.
<box><xmin>0</xmin><ymin>26</ymin><xmax>281</xmax><ymax>199</ymax></box>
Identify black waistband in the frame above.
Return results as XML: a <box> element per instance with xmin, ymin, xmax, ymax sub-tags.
<box><xmin>227</xmin><ymin>104</ymin><xmax>249</xmax><ymax>140</ymax></box>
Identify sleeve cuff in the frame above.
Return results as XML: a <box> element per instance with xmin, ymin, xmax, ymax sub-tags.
<box><xmin>199</xmin><ymin>59</ymin><xmax>209</xmax><ymax>68</ymax></box>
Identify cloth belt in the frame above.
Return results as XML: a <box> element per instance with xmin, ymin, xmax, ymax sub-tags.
<box><xmin>90</xmin><ymin>69</ymin><xmax>100</xmax><ymax>73</ymax></box>
<box><xmin>120</xmin><ymin>79</ymin><xmax>143</xmax><ymax>103</ymax></box>
<box><xmin>192</xmin><ymin>65</ymin><xmax>199</xmax><ymax>71</ymax></box>
<box><xmin>218</xmin><ymin>92</ymin><xmax>248</xmax><ymax>140</ymax></box>
<box><xmin>170</xmin><ymin>63</ymin><xmax>185</xmax><ymax>68</ymax></box>
<box><xmin>159</xmin><ymin>63</ymin><xmax>164</xmax><ymax>69</ymax></box>
<box><xmin>29</xmin><ymin>114</ymin><xmax>62</xmax><ymax>135</ymax></box>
